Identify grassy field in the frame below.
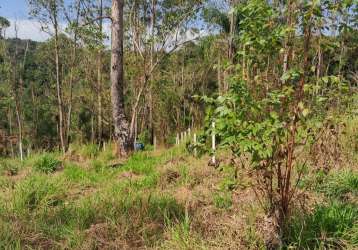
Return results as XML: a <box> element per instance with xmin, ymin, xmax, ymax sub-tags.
<box><xmin>0</xmin><ymin>134</ymin><xmax>357</xmax><ymax>249</ymax></box>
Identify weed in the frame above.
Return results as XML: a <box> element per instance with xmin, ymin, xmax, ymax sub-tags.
<box><xmin>0</xmin><ymin>159</ymin><xmax>20</xmax><ymax>175</ymax></box>
<box><xmin>91</xmin><ymin>159</ymin><xmax>105</xmax><ymax>173</ymax></box>
<box><xmin>178</xmin><ymin>164</ymin><xmax>190</xmax><ymax>185</ymax></box>
<box><xmin>131</xmin><ymin>174</ymin><xmax>158</xmax><ymax>189</ymax></box>
<box><xmin>319</xmin><ymin>170</ymin><xmax>358</xmax><ymax>199</ymax></box>
<box><xmin>33</xmin><ymin>153</ymin><xmax>61</xmax><ymax>174</ymax></box>
<box><xmin>80</xmin><ymin>144</ymin><xmax>100</xmax><ymax>159</ymax></box>
<box><xmin>97</xmin><ymin>146</ymin><xmax>116</xmax><ymax>162</ymax></box>
<box><xmin>219</xmin><ymin>164</ymin><xmax>239</xmax><ymax>191</ymax></box>
<box><xmin>213</xmin><ymin>192</ymin><xmax>232</xmax><ymax>209</ymax></box>
<box><xmin>160</xmin><ymin>216</ymin><xmax>207</xmax><ymax>250</ymax></box>
<box><xmin>12</xmin><ymin>174</ymin><xmax>66</xmax><ymax>214</ymax></box>
<box><xmin>123</xmin><ymin>152</ymin><xmax>160</xmax><ymax>175</ymax></box>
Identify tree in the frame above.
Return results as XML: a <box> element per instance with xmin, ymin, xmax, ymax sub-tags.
<box><xmin>28</xmin><ymin>0</ymin><xmax>67</xmax><ymax>153</ymax></box>
<box><xmin>199</xmin><ymin>0</ymin><xmax>349</xmax><ymax>248</ymax></box>
<box><xmin>0</xmin><ymin>16</ymin><xmax>10</xmax><ymax>38</ymax></box>
<box><xmin>111</xmin><ymin>0</ymin><xmax>132</xmax><ymax>157</ymax></box>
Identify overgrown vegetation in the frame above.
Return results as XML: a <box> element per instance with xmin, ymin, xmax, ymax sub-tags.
<box><xmin>0</xmin><ymin>142</ymin><xmax>356</xmax><ymax>249</ymax></box>
<box><xmin>0</xmin><ymin>0</ymin><xmax>357</xmax><ymax>249</ymax></box>
<box><xmin>33</xmin><ymin>153</ymin><xmax>62</xmax><ymax>173</ymax></box>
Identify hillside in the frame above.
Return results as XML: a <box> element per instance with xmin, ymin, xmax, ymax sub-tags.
<box><xmin>1</xmin><ymin>1</ymin><xmax>358</xmax><ymax>249</ymax></box>
<box><xmin>1</xmin><ymin>115</ymin><xmax>357</xmax><ymax>249</ymax></box>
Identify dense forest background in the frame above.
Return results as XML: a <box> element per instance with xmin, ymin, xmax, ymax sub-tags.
<box><xmin>0</xmin><ymin>0</ymin><xmax>357</xmax><ymax>155</ymax></box>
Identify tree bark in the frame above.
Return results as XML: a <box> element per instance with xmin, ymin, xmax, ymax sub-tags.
<box><xmin>111</xmin><ymin>0</ymin><xmax>132</xmax><ymax>157</ymax></box>
<box><xmin>67</xmin><ymin>0</ymin><xmax>81</xmax><ymax>148</ymax></box>
<box><xmin>148</xmin><ymin>0</ymin><xmax>156</xmax><ymax>145</ymax></box>
<box><xmin>13</xmin><ymin>24</ymin><xmax>24</xmax><ymax>161</ymax></box>
<box><xmin>53</xmin><ymin>8</ymin><xmax>66</xmax><ymax>153</ymax></box>
<box><xmin>97</xmin><ymin>0</ymin><xmax>103</xmax><ymax>144</ymax></box>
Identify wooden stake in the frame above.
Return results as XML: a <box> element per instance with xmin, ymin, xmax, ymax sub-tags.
<box><xmin>193</xmin><ymin>133</ymin><xmax>197</xmax><ymax>157</ymax></box>
<box><xmin>212</xmin><ymin>122</ymin><xmax>216</xmax><ymax>164</ymax></box>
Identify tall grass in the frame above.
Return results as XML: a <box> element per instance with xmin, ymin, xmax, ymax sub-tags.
<box><xmin>286</xmin><ymin>201</ymin><xmax>358</xmax><ymax>249</ymax></box>
<box><xmin>0</xmin><ymin>145</ymin><xmax>187</xmax><ymax>248</ymax></box>
<box><xmin>286</xmin><ymin>170</ymin><xmax>358</xmax><ymax>249</ymax></box>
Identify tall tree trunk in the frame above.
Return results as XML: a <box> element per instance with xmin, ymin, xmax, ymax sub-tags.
<box><xmin>218</xmin><ymin>55</ymin><xmax>222</xmax><ymax>94</ymax></box>
<box><xmin>111</xmin><ymin>0</ymin><xmax>132</xmax><ymax>157</ymax></box>
<box><xmin>97</xmin><ymin>0</ymin><xmax>103</xmax><ymax>144</ymax></box>
<box><xmin>54</xmin><ymin>12</ymin><xmax>66</xmax><ymax>153</ymax></box>
<box><xmin>149</xmin><ymin>0</ymin><xmax>156</xmax><ymax>145</ymax></box>
<box><xmin>67</xmin><ymin>0</ymin><xmax>81</xmax><ymax>148</ymax></box>
<box><xmin>13</xmin><ymin>24</ymin><xmax>24</xmax><ymax>161</ymax></box>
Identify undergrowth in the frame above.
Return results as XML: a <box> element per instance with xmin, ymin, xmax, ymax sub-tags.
<box><xmin>286</xmin><ymin>170</ymin><xmax>358</xmax><ymax>249</ymax></box>
<box><xmin>33</xmin><ymin>153</ymin><xmax>62</xmax><ymax>174</ymax></box>
<box><xmin>0</xmin><ymin>143</ymin><xmax>356</xmax><ymax>249</ymax></box>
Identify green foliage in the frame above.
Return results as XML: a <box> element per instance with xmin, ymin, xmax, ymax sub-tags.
<box><xmin>288</xmin><ymin>167</ymin><xmax>358</xmax><ymax>248</ymax></box>
<box><xmin>0</xmin><ymin>147</ymin><xmax>189</xmax><ymax>248</ymax></box>
<box><xmin>286</xmin><ymin>201</ymin><xmax>358</xmax><ymax>249</ymax></box>
<box><xmin>317</xmin><ymin>170</ymin><xmax>358</xmax><ymax>199</ymax></box>
<box><xmin>12</xmin><ymin>174</ymin><xmax>66</xmax><ymax>214</ymax></box>
<box><xmin>218</xmin><ymin>165</ymin><xmax>240</xmax><ymax>191</ymax></box>
<box><xmin>186</xmin><ymin>132</ymin><xmax>209</xmax><ymax>157</ymax></box>
<box><xmin>138</xmin><ymin>130</ymin><xmax>151</xmax><ymax>145</ymax></box>
<box><xmin>80</xmin><ymin>144</ymin><xmax>100</xmax><ymax>159</ymax></box>
<box><xmin>0</xmin><ymin>159</ymin><xmax>20</xmax><ymax>175</ymax></box>
<box><xmin>213</xmin><ymin>192</ymin><xmax>232</xmax><ymax>209</ymax></box>
<box><xmin>90</xmin><ymin>159</ymin><xmax>105</xmax><ymax>173</ymax></box>
<box><xmin>202</xmin><ymin>6</ymin><xmax>231</xmax><ymax>33</ymax></box>
<box><xmin>33</xmin><ymin>153</ymin><xmax>61</xmax><ymax>174</ymax></box>
<box><xmin>236</xmin><ymin>0</ymin><xmax>284</xmax><ymax>57</ymax></box>
<box><xmin>0</xmin><ymin>0</ymin><xmax>357</xmax><ymax>248</ymax></box>
<box><xmin>178</xmin><ymin>164</ymin><xmax>190</xmax><ymax>185</ymax></box>
<box><xmin>123</xmin><ymin>152</ymin><xmax>160</xmax><ymax>175</ymax></box>
<box><xmin>64</xmin><ymin>163</ymin><xmax>102</xmax><ymax>184</ymax></box>
<box><xmin>204</xmin><ymin>79</ymin><xmax>292</xmax><ymax>169</ymax></box>
<box><xmin>0</xmin><ymin>16</ymin><xmax>10</xmax><ymax>29</ymax></box>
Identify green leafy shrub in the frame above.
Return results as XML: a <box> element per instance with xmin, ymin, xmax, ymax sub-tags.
<box><xmin>33</xmin><ymin>153</ymin><xmax>61</xmax><ymax>174</ymax></box>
